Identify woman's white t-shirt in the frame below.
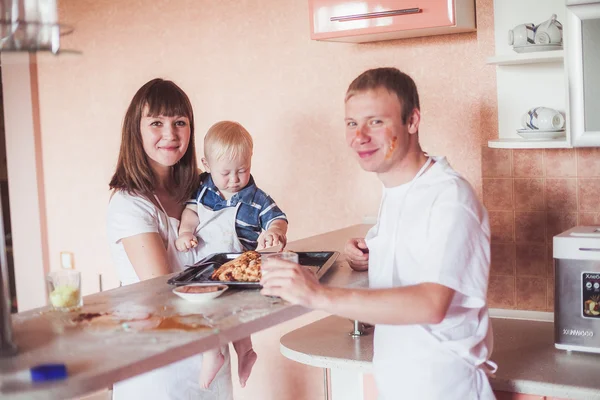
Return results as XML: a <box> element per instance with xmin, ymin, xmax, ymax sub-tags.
<box><xmin>106</xmin><ymin>190</ymin><xmax>198</xmax><ymax>286</ymax></box>
<box><xmin>106</xmin><ymin>190</ymin><xmax>233</xmax><ymax>400</ymax></box>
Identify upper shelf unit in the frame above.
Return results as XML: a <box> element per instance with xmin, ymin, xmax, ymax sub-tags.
<box><xmin>487</xmin><ymin>0</ymin><xmax>569</xmax><ymax>149</ymax></box>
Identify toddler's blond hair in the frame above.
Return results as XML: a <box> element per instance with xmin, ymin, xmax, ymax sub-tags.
<box><xmin>204</xmin><ymin>121</ymin><xmax>253</xmax><ymax>162</ymax></box>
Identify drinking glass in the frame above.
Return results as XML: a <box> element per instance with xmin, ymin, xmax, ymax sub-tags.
<box><xmin>47</xmin><ymin>270</ymin><xmax>82</xmax><ymax>311</ymax></box>
<box><xmin>261</xmin><ymin>252</ymin><xmax>300</xmax><ymax>299</ymax></box>
<box><xmin>261</xmin><ymin>252</ymin><xmax>299</xmax><ymax>272</ymax></box>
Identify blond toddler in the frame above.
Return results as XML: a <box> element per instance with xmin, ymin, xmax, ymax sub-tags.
<box><xmin>176</xmin><ymin>121</ymin><xmax>288</xmax><ymax>388</ymax></box>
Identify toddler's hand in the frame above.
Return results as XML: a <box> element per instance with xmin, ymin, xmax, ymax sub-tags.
<box><xmin>256</xmin><ymin>229</ymin><xmax>287</xmax><ymax>251</ymax></box>
<box><xmin>176</xmin><ymin>232</ymin><xmax>198</xmax><ymax>252</ymax></box>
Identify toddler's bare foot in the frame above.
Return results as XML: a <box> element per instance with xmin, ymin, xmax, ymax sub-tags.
<box><xmin>199</xmin><ymin>351</ymin><xmax>225</xmax><ymax>389</ymax></box>
<box><xmin>237</xmin><ymin>348</ymin><xmax>258</xmax><ymax>388</ymax></box>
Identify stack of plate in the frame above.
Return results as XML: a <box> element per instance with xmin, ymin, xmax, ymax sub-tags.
<box><xmin>513</xmin><ymin>43</ymin><xmax>562</xmax><ymax>53</ymax></box>
<box><xmin>516</xmin><ymin>128</ymin><xmax>566</xmax><ymax>140</ymax></box>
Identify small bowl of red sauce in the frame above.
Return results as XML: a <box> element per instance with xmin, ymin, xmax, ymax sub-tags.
<box><xmin>172</xmin><ymin>284</ymin><xmax>228</xmax><ymax>303</ymax></box>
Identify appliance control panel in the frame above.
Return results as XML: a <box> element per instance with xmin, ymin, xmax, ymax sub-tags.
<box><xmin>582</xmin><ymin>272</ymin><xmax>600</xmax><ymax>318</ymax></box>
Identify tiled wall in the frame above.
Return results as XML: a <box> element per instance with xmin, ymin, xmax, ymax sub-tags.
<box><xmin>483</xmin><ymin>146</ymin><xmax>600</xmax><ymax>311</ymax></box>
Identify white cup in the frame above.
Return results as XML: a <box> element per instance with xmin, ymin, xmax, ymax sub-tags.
<box><xmin>534</xmin><ymin>14</ymin><xmax>563</xmax><ymax>45</ymax></box>
<box><xmin>521</xmin><ymin>107</ymin><xmax>565</xmax><ymax>130</ymax></box>
<box><xmin>508</xmin><ymin>23</ymin><xmax>535</xmax><ymax>46</ymax></box>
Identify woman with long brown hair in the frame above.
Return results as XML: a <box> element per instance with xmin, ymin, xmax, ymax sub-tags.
<box><xmin>106</xmin><ymin>78</ymin><xmax>233</xmax><ymax>399</ymax></box>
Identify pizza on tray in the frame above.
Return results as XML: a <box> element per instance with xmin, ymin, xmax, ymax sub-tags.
<box><xmin>210</xmin><ymin>251</ymin><xmax>262</xmax><ymax>283</ymax></box>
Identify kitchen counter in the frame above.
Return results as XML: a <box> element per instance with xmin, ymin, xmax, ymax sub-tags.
<box><xmin>280</xmin><ymin>311</ymin><xmax>600</xmax><ymax>400</ymax></box>
<box><xmin>490</xmin><ymin>311</ymin><xmax>600</xmax><ymax>399</ymax></box>
<box><xmin>0</xmin><ymin>224</ymin><xmax>371</xmax><ymax>400</ymax></box>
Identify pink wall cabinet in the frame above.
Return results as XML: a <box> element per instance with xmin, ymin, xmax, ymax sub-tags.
<box><xmin>308</xmin><ymin>0</ymin><xmax>476</xmax><ymax>43</ymax></box>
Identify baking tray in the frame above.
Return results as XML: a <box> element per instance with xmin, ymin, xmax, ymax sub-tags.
<box><xmin>167</xmin><ymin>251</ymin><xmax>339</xmax><ymax>289</ymax></box>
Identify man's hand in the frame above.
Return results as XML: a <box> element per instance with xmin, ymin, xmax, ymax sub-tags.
<box><xmin>344</xmin><ymin>238</ymin><xmax>369</xmax><ymax>271</ymax></box>
<box><xmin>256</xmin><ymin>228</ymin><xmax>287</xmax><ymax>251</ymax></box>
<box><xmin>260</xmin><ymin>257</ymin><xmax>324</xmax><ymax>307</ymax></box>
<box><xmin>175</xmin><ymin>232</ymin><xmax>198</xmax><ymax>252</ymax></box>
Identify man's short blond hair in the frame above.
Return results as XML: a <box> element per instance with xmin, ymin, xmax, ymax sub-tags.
<box><xmin>204</xmin><ymin>121</ymin><xmax>253</xmax><ymax>162</ymax></box>
<box><xmin>346</xmin><ymin>67</ymin><xmax>420</xmax><ymax>125</ymax></box>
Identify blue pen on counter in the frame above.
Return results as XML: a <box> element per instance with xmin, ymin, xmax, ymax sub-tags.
<box><xmin>1</xmin><ymin>363</ymin><xmax>68</xmax><ymax>386</ymax></box>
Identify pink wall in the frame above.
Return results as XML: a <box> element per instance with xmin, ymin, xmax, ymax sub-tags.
<box><xmin>30</xmin><ymin>0</ymin><xmax>497</xmax><ymax>398</ymax></box>
<box><xmin>34</xmin><ymin>0</ymin><xmax>496</xmax><ymax>294</ymax></box>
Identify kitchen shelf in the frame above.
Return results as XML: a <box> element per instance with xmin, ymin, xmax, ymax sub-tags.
<box><xmin>486</xmin><ymin>50</ymin><xmax>564</xmax><ymax>66</ymax></box>
<box><xmin>488</xmin><ymin>138</ymin><xmax>571</xmax><ymax>149</ymax></box>
<box><xmin>487</xmin><ymin>0</ymin><xmax>568</xmax><ymax>149</ymax></box>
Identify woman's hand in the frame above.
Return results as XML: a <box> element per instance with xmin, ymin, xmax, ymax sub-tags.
<box><xmin>344</xmin><ymin>238</ymin><xmax>369</xmax><ymax>271</ymax></box>
<box><xmin>260</xmin><ymin>258</ymin><xmax>324</xmax><ymax>308</ymax></box>
<box><xmin>175</xmin><ymin>232</ymin><xmax>198</xmax><ymax>252</ymax></box>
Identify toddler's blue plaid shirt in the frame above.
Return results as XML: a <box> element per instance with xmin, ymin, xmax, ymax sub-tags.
<box><xmin>186</xmin><ymin>173</ymin><xmax>288</xmax><ymax>250</ymax></box>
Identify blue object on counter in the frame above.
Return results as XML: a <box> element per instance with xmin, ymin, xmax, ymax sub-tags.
<box><xmin>30</xmin><ymin>364</ymin><xmax>68</xmax><ymax>382</ymax></box>
<box><xmin>0</xmin><ymin>363</ymin><xmax>68</xmax><ymax>389</ymax></box>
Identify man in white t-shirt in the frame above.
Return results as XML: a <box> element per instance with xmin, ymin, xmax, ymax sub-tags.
<box><xmin>260</xmin><ymin>68</ymin><xmax>496</xmax><ymax>399</ymax></box>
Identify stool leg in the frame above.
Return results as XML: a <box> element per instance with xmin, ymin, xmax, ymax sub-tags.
<box><xmin>323</xmin><ymin>368</ymin><xmax>330</xmax><ymax>400</ymax></box>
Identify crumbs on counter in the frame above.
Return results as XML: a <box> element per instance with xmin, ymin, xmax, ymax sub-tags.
<box><xmin>72</xmin><ymin>313</ymin><xmax>105</xmax><ymax>323</ymax></box>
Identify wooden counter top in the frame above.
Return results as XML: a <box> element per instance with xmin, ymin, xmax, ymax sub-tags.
<box><xmin>0</xmin><ymin>224</ymin><xmax>370</xmax><ymax>400</ymax></box>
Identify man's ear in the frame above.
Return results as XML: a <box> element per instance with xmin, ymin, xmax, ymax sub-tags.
<box><xmin>407</xmin><ymin>108</ymin><xmax>421</xmax><ymax>135</ymax></box>
<box><xmin>201</xmin><ymin>157</ymin><xmax>210</xmax><ymax>173</ymax></box>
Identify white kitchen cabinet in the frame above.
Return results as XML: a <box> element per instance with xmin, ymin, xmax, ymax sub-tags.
<box><xmin>487</xmin><ymin>0</ymin><xmax>569</xmax><ymax>149</ymax></box>
<box><xmin>488</xmin><ymin>0</ymin><xmax>600</xmax><ymax>149</ymax></box>
<box><xmin>565</xmin><ymin>2</ymin><xmax>600</xmax><ymax>146</ymax></box>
